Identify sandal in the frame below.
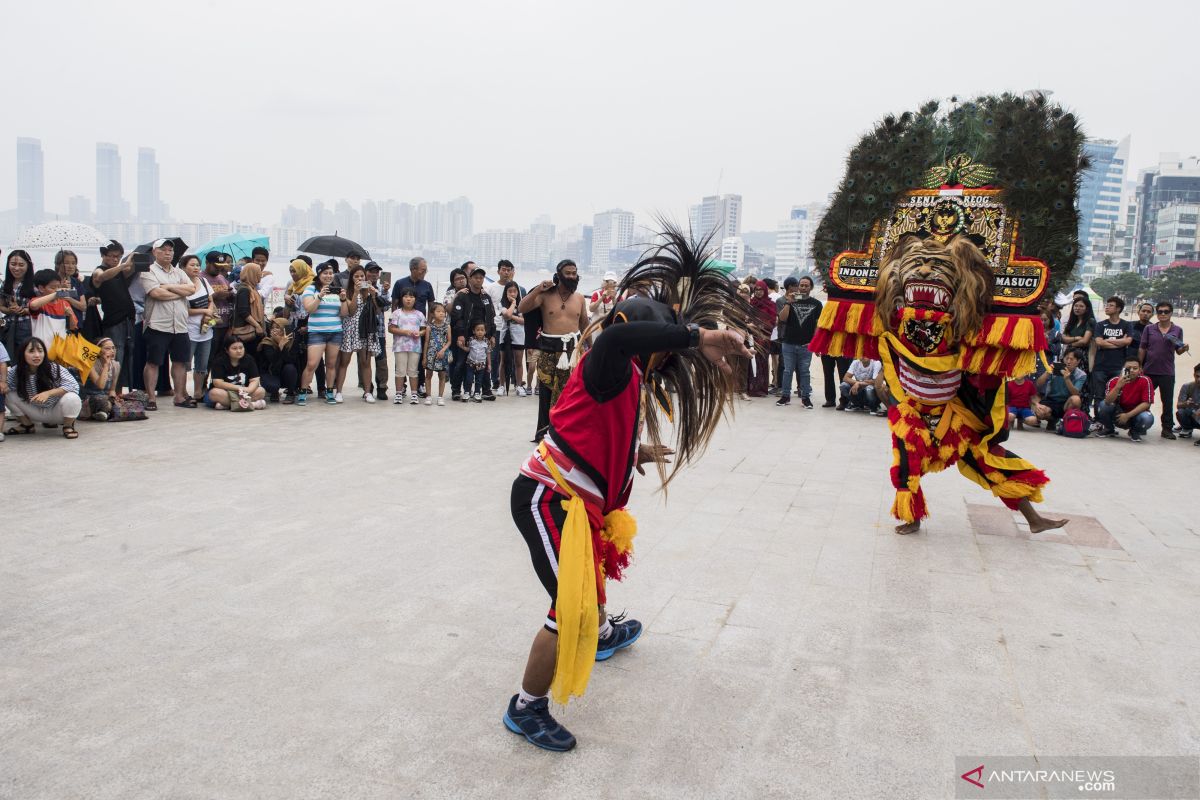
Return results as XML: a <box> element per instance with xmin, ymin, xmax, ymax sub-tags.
<box><xmin>144</xmin><ymin>400</ymin><xmax>158</xmax><ymax>411</ymax></box>
<box><xmin>62</xmin><ymin>425</ymin><xmax>79</xmax><ymax>440</ymax></box>
<box><xmin>5</xmin><ymin>422</ymin><xmax>35</xmax><ymax>435</ymax></box>
<box><xmin>174</xmin><ymin>398</ymin><xmax>198</xmax><ymax>408</ymax></box>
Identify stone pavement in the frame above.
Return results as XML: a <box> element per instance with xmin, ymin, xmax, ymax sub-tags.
<box><xmin>2</xmin><ymin>385</ymin><xmax>1198</xmax><ymax>799</ymax></box>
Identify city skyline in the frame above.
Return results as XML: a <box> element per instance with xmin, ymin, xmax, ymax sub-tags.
<box><xmin>2</xmin><ymin>0</ymin><xmax>1196</xmax><ymax>236</ymax></box>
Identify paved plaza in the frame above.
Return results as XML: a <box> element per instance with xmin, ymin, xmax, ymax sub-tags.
<box><xmin>3</xmin><ymin>378</ymin><xmax>1198</xmax><ymax>799</ymax></box>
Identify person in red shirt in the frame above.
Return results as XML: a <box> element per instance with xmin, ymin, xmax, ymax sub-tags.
<box><xmin>1097</xmin><ymin>355</ymin><xmax>1155</xmax><ymax>441</ymax></box>
<box><xmin>1005</xmin><ymin>373</ymin><xmax>1039</xmax><ymax>429</ymax></box>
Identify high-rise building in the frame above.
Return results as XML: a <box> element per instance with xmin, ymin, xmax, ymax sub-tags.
<box><xmin>280</xmin><ymin>205</ymin><xmax>306</xmax><ymax>228</ymax></box>
<box><xmin>1078</xmin><ymin>137</ymin><xmax>1129</xmax><ymax>274</ymax></box>
<box><xmin>16</xmin><ymin>137</ymin><xmax>45</xmax><ymax>228</ymax></box>
<box><xmin>1134</xmin><ymin>154</ymin><xmax>1200</xmax><ymax>272</ymax></box>
<box><xmin>445</xmin><ymin>196</ymin><xmax>474</xmax><ymax>247</ymax></box>
<box><xmin>719</xmin><ymin>237</ymin><xmax>745</xmax><ymax>270</ymax></box>
<box><xmin>774</xmin><ymin>204</ymin><xmax>824</xmax><ymax>278</ymax></box>
<box><xmin>360</xmin><ymin>200</ymin><xmax>378</xmax><ymax>245</ymax></box>
<box><xmin>416</xmin><ymin>201</ymin><xmax>442</xmax><ymax>244</ymax></box>
<box><xmin>68</xmin><ymin>196</ymin><xmax>92</xmax><ymax>223</ymax></box>
<box><xmin>96</xmin><ymin>142</ymin><xmax>126</xmax><ymax>223</ymax></box>
<box><xmin>689</xmin><ymin>194</ymin><xmax>742</xmax><ymax>245</ymax></box>
<box><xmin>1150</xmin><ymin>203</ymin><xmax>1200</xmax><ymax>271</ymax></box>
<box><xmin>591</xmin><ymin>209</ymin><xmax>635</xmax><ymax>269</ymax></box>
<box><xmin>137</xmin><ymin>147</ymin><xmax>163</xmax><ymax>223</ymax></box>
<box><xmin>307</xmin><ymin>200</ymin><xmax>329</xmax><ymax>232</ymax></box>
<box><xmin>334</xmin><ymin>199</ymin><xmax>360</xmax><ymax>240</ymax></box>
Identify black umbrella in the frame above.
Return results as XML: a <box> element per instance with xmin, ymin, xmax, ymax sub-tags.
<box><xmin>134</xmin><ymin>237</ymin><xmax>189</xmax><ymax>266</ymax></box>
<box><xmin>298</xmin><ymin>234</ymin><xmax>370</xmax><ymax>259</ymax></box>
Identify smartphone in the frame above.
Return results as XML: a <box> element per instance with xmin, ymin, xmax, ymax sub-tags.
<box><xmin>132</xmin><ymin>252</ymin><xmax>153</xmax><ymax>272</ymax></box>
<box><xmin>56</xmin><ymin>289</ymin><xmax>78</xmax><ymax>300</ymax></box>
<box><xmin>1051</xmin><ymin>362</ymin><xmax>1064</xmax><ymax>373</ymax></box>
<box><xmin>381</xmin><ymin>271</ymin><xmax>392</xmax><ymax>286</ymax></box>
<box><xmin>1123</xmin><ymin>367</ymin><xmax>1133</xmax><ymax>377</ymax></box>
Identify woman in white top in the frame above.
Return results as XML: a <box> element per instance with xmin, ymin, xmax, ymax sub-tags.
<box><xmin>181</xmin><ymin>255</ymin><xmax>217</xmax><ymax>405</ymax></box>
<box><xmin>496</xmin><ymin>281</ymin><xmax>527</xmax><ymax>395</ymax></box>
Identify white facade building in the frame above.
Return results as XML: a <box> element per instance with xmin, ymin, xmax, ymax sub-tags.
<box><xmin>591</xmin><ymin>209</ymin><xmax>635</xmax><ymax>269</ymax></box>
<box><xmin>689</xmin><ymin>194</ymin><xmax>742</xmax><ymax>244</ymax></box>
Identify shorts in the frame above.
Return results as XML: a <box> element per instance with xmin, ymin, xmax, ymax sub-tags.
<box><xmin>144</xmin><ymin>328</ymin><xmax>191</xmax><ymax>364</ymax></box>
<box><xmin>393</xmin><ymin>350</ymin><xmax>422</xmax><ymax>377</ymax></box>
<box><xmin>189</xmin><ymin>338</ymin><xmax>213</xmax><ymax>372</ymax></box>
<box><xmin>307</xmin><ymin>330</ymin><xmax>343</xmax><ymax>348</ymax></box>
<box><xmin>511</xmin><ymin>475</ymin><xmax>568</xmax><ymax>631</ymax></box>
<box><xmin>1007</xmin><ymin>406</ymin><xmax>1036</xmax><ymax>420</ymax></box>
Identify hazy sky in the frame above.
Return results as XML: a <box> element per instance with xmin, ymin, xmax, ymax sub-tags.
<box><xmin>3</xmin><ymin>0</ymin><xmax>1196</xmax><ymax>234</ymax></box>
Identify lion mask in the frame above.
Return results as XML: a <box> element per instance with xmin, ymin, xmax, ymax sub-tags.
<box><xmin>875</xmin><ymin>234</ymin><xmax>994</xmax><ymax>343</ymax></box>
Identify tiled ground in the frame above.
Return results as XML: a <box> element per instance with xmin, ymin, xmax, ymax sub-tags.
<box><xmin>2</xmin><ymin>381</ymin><xmax>1197</xmax><ymax>799</ymax></box>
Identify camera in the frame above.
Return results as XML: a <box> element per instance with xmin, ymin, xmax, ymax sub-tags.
<box><xmin>132</xmin><ymin>252</ymin><xmax>153</xmax><ymax>272</ymax></box>
<box><xmin>56</xmin><ymin>289</ymin><xmax>79</xmax><ymax>300</ymax></box>
<box><xmin>1052</xmin><ymin>362</ymin><xmax>1064</xmax><ymax>373</ymax></box>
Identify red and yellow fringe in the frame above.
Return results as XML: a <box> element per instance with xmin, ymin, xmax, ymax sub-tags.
<box><xmin>810</xmin><ymin>299</ymin><xmax>882</xmax><ymax>359</ymax></box>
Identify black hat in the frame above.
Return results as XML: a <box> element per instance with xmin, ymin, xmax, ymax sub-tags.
<box><xmin>365</xmin><ymin>261</ymin><xmax>382</xmax><ymax>272</ymax></box>
<box><xmin>205</xmin><ymin>251</ymin><xmax>231</xmax><ymax>265</ymax></box>
<box><xmin>318</xmin><ymin>258</ymin><xmax>340</xmax><ymax>272</ymax></box>
<box><xmin>293</xmin><ymin>254</ymin><xmax>313</xmax><ymax>267</ymax></box>
<box><xmin>469</xmin><ymin>265</ymin><xmax>486</xmax><ymax>277</ymax></box>
<box><xmin>100</xmin><ymin>239</ymin><xmax>124</xmax><ymax>257</ymax></box>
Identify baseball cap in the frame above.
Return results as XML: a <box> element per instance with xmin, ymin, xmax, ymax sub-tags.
<box><xmin>100</xmin><ymin>239</ymin><xmax>124</xmax><ymax>256</ymax></box>
<box><xmin>205</xmin><ymin>251</ymin><xmax>231</xmax><ymax>265</ymax></box>
<box><xmin>151</xmin><ymin>238</ymin><xmax>175</xmax><ymax>249</ymax></box>
<box><xmin>365</xmin><ymin>261</ymin><xmax>382</xmax><ymax>272</ymax></box>
<box><xmin>603</xmin><ymin>271</ymin><xmax>618</xmax><ymax>282</ymax></box>
<box><xmin>469</xmin><ymin>266</ymin><xmax>486</xmax><ymax>277</ymax></box>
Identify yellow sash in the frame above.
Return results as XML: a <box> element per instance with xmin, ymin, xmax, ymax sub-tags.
<box><xmin>538</xmin><ymin>442</ymin><xmax>600</xmax><ymax>704</ymax></box>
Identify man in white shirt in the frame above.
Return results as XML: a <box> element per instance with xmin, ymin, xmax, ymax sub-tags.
<box><xmin>138</xmin><ymin>239</ymin><xmax>194</xmax><ymax>408</ymax></box>
<box><xmin>839</xmin><ymin>356</ymin><xmax>884</xmax><ymax>413</ymax></box>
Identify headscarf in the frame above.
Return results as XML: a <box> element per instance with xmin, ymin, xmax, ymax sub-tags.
<box><xmin>751</xmin><ymin>280</ymin><xmax>777</xmax><ymax>329</ymax></box>
<box><xmin>287</xmin><ymin>258</ymin><xmax>314</xmax><ymax>295</ymax></box>
<box><xmin>238</xmin><ymin>264</ymin><xmax>265</xmax><ymax>328</ymax></box>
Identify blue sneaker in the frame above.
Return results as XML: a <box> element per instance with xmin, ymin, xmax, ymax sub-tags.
<box><xmin>596</xmin><ymin>614</ymin><xmax>642</xmax><ymax>661</ymax></box>
<box><xmin>503</xmin><ymin>695</ymin><xmax>576</xmax><ymax>751</ymax></box>
<box><xmin>296</xmin><ymin>390</ymin><xmax>307</xmax><ymax>407</ymax></box>
<box><xmin>325</xmin><ymin>389</ymin><xmax>337</xmax><ymax>405</ymax></box>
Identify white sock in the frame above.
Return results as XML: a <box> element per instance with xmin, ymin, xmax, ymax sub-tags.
<box><xmin>515</xmin><ymin>689</ymin><xmax>544</xmax><ymax>710</ymax></box>
<box><xmin>598</xmin><ymin>619</ymin><xmax>614</xmax><ymax>640</ymax></box>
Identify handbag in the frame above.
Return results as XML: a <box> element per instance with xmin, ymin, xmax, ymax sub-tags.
<box><xmin>110</xmin><ymin>397</ymin><xmax>148</xmax><ymax>421</ymax></box>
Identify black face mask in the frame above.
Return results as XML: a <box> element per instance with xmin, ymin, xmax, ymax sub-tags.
<box><xmin>558</xmin><ymin>275</ymin><xmax>579</xmax><ymax>293</ymax></box>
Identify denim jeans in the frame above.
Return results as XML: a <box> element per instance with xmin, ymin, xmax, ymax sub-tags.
<box><xmin>779</xmin><ymin>342</ymin><xmax>812</xmax><ymax>399</ymax></box>
<box><xmin>1097</xmin><ymin>402</ymin><xmax>1153</xmax><ymax>434</ymax></box>
<box><xmin>839</xmin><ymin>382</ymin><xmax>879</xmax><ymax>409</ymax></box>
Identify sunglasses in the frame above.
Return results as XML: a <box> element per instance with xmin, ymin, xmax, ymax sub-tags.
<box><xmin>1156</xmin><ymin>309</ymin><xmax>1171</xmax><ymax>314</ymax></box>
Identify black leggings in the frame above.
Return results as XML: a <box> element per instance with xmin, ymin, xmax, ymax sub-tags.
<box><xmin>820</xmin><ymin>354</ymin><xmax>851</xmax><ymax>404</ymax></box>
<box><xmin>511</xmin><ymin>475</ymin><xmax>567</xmax><ymax>631</ymax></box>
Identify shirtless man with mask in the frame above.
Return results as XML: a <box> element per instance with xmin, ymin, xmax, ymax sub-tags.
<box><xmin>519</xmin><ymin>259</ymin><xmax>589</xmax><ymax>442</ymax></box>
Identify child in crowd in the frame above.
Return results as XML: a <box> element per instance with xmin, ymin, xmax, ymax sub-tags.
<box><xmin>388</xmin><ymin>288</ymin><xmax>426</xmax><ymax>405</ymax></box>
<box><xmin>423</xmin><ymin>302</ymin><xmax>451</xmax><ymax>406</ymax></box>
<box><xmin>466</xmin><ymin>321</ymin><xmax>492</xmax><ymax>403</ymax></box>
<box><xmin>1006</xmin><ymin>372</ymin><xmax>1039</xmax><ymax>429</ymax></box>
<box><xmin>80</xmin><ymin>338</ymin><xmax>120</xmax><ymax>422</ymax></box>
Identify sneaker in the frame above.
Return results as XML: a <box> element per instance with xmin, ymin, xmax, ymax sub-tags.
<box><xmin>821</xmin><ymin>400</ymin><xmax>835</xmax><ymax>408</ymax></box>
<box><xmin>1090</xmin><ymin>421</ymin><xmax>1106</xmax><ymax>433</ymax></box>
<box><xmin>334</xmin><ymin>392</ymin><xmax>344</xmax><ymax>404</ymax></box>
<box><xmin>393</xmin><ymin>394</ymin><xmax>404</xmax><ymax>405</ymax></box>
<box><xmin>517</xmin><ymin>385</ymin><xmax>528</xmax><ymax>397</ymax></box>
<box><xmin>767</xmin><ymin>386</ymin><xmax>779</xmax><ymax>396</ymax></box>
<box><xmin>472</xmin><ymin>391</ymin><xmax>483</xmax><ymax>403</ymax></box>
<box><xmin>297</xmin><ymin>391</ymin><xmax>307</xmax><ymax>407</ymax></box>
<box><xmin>452</xmin><ymin>392</ymin><xmax>462</xmax><ymax>402</ymax></box>
<box><xmin>437</xmin><ymin>397</ymin><xmax>445</xmax><ymax>406</ymax></box>
<box><xmin>1180</xmin><ymin>429</ymin><xmax>1193</xmax><ymax>439</ymax></box>
<box><xmin>872</xmin><ymin>409</ymin><xmax>888</xmax><ymax>417</ymax></box>
<box><xmin>417</xmin><ymin>388</ymin><xmax>427</xmax><ymax>399</ymax></box>
<box><xmin>836</xmin><ymin>401</ymin><xmax>848</xmax><ymax>411</ymax></box>
<box><xmin>800</xmin><ymin>397</ymin><xmax>814</xmax><ymax>409</ymax></box>
<box><xmin>409</xmin><ymin>392</ymin><xmax>419</xmax><ymax>405</ymax></box>
<box><xmin>1098</xmin><ymin>429</ymin><xmax>1117</xmax><ymax>438</ymax></box>
<box><xmin>363</xmin><ymin>391</ymin><xmax>376</xmax><ymax>404</ymax></box>
<box><xmin>496</xmin><ymin>386</ymin><xmax>506</xmax><ymax>397</ymax></box>
<box><xmin>1194</xmin><ymin>438</ymin><xmax>1200</xmax><ymax>447</ymax></box>
<box><xmin>1162</xmin><ymin>430</ymin><xmax>1177</xmax><ymax>440</ymax></box>
<box><xmin>483</xmin><ymin>391</ymin><xmax>496</xmax><ymax>402</ymax></box>
<box><xmin>325</xmin><ymin>390</ymin><xmax>337</xmax><ymax>405</ymax></box>
<box><xmin>1129</xmin><ymin>430</ymin><xmax>1143</xmax><ymax>442</ymax></box>
<box><xmin>94</xmin><ymin>411</ymin><xmax>109</xmax><ymax>421</ymax></box>
<box><xmin>425</xmin><ymin>397</ymin><xmax>433</xmax><ymax>406</ymax></box>
<box><xmin>376</xmin><ymin>388</ymin><xmax>388</xmax><ymax>401</ymax></box>
<box><xmin>503</xmin><ymin>695</ymin><xmax>576</xmax><ymax>752</ymax></box>
<box><xmin>282</xmin><ymin>393</ymin><xmax>295</xmax><ymax>405</ymax></box>
<box><xmin>775</xmin><ymin>396</ymin><xmax>791</xmax><ymax>406</ymax></box>
<box><xmin>596</xmin><ymin>615</ymin><xmax>643</xmax><ymax>661</ymax></box>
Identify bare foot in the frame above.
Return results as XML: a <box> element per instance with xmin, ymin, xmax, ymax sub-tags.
<box><xmin>1028</xmin><ymin>516</ymin><xmax>1068</xmax><ymax>534</ymax></box>
<box><xmin>894</xmin><ymin>521</ymin><xmax>921</xmax><ymax>535</ymax></box>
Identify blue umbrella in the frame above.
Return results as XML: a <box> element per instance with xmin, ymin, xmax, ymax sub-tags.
<box><xmin>190</xmin><ymin>232</ymin><xmax>270</xmax><ymax>263</ymax></box>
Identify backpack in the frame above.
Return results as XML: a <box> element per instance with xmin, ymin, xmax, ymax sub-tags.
<box><xmin>1057</xmin><ymin>408</ymin><xmax>1089</xmax><ymax>438</ymax></box>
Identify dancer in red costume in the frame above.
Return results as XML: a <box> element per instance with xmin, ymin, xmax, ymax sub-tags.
<box><xmin>502</xmin><ymin>227</ymin><xmax>758</xmax><ymax>751</ymax></box>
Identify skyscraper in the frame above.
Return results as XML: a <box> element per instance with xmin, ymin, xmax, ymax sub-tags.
<box><xmin>688</xmin><ymin>194</ymin><xmax>742</xmax><ymax>245</ymax></box>
<box><xmin>16</xmin><ymin>137</ymin><xmax>45</xmax><ymax>228</ymax></box>
<box><xmin>1134</xmin><ymin>154</ymin><xmax>1200</xmax><ymax>271</ymax></box>
<box><xmin>774</xmin><ymin>204</ymin><xmax>824</xmax><ymax>278</ymax></box>
<box><xmin>137</xmin><ymin>147</ymin><xmax>163</xmax><ymax>223</ymax></box>
<box><xmin>445</xmin><ymin>196</ymin><xmax>474</xmax><ymax>247</ymax></box>
<box><xmin>1078</xmin><ymin>136</ymin><xmax>1129</xmax><ymax>274</ymax></box>
<box><xmin>96</xmin><ymin>142</ymin><xmax>126</xmax><ymax>223</ymax></box>
<box><xmin>591</xmin><ymin>209</ymin><xmax>635</xmax><ymax>269</ymax></box>
<box><xmin>68</xmin><ymin>196</ymin><xmax>92</xmax><ymax>223</ymax></box>
<box><xmin>360</xmin><ymin>200</ymin><xmax>378</xmax><ymax>246</ymax></box>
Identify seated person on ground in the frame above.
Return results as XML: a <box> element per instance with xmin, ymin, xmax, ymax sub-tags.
<box><xmin>1033</xmin><ymin>347</ymin><xmax>1087</xmax><ymax>429</ymax></box>
<box><xmin>1175</xmin><ymin>363</ymin><xmax>1200</xmax><ymax>442</ymax></box>
<box><xmin>1006</xmin><ymin>372</ymin><xmax>1039</xmax><ymax>429</ymax></box>
<box><xmin>206</xmin><ymin>337</ymin><xmax>267</xmax><ymax>410</ymax></box>
<box><xmin>838</xmin><ymin>356</ymin><xmax>882</xmax><ymax>412</ymax></box>
<box><xmin>1096</xmin><ymin>355</ymin><xmax>1154</xmax><ymax>441</ymax></box>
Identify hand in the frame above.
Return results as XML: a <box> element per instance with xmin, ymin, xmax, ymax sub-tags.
<box><xmin>88</xmin><ymin>296</ymin><xmax>100</xmax><ymax>307</ymax></box>
<box><xmin>1117</xmin><ymin>412</ymin><xmax>1131</xmax><ymax>426</ymax></box>
<box><xmin>539</xmin><ymin>280</ymin><xmax>554</xmax><ymax>292</ymax></box>
<box><xmin>1059</xmin><ymin>367</ymin><xmax>1070</xmax><ymax>377</ymax></box>
<box><xmin>31</xmin><ymin>390</ymin><xmax>55</xmax><ymax>404</ymax></box>
<box><xmin>698</xmin><ymin>328</ymin><xmax>754</xmax><ymax>375</ymax></box>
<box><xmin>850</xmin><ymin>383</ymin><xmax>860</xmax><ymax>395</ymax></box>
<box><xmin>457</xmin><ymin>336</ymin><xmax>466</xmax><ymax>348</ymax></box>
<box><xmin>0</xmin><ymin>382</ymin><xmax>7</xmax><ymax>394</ymax></box>
<box><xmin>339</xmin><ymin>291</ymin><xmax>348</xmax><ymax>301</ymax></box>
<box><xmin>635</xmin><ymin>444</ymin><xmax>675</xmax><ymax>476</ymax></box>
